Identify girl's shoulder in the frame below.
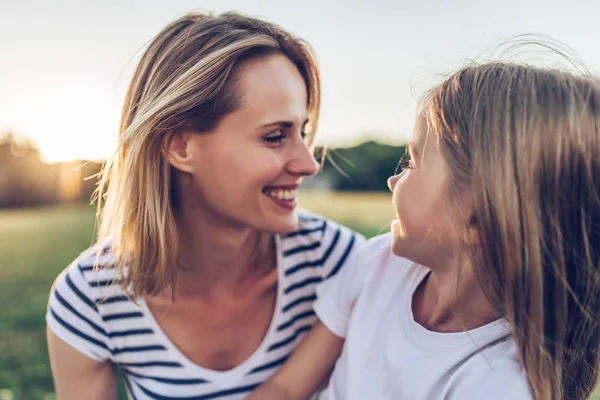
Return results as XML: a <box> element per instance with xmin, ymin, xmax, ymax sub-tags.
<box><xmin>448</xmin><ymin>339</ymin><xmax>531</xmax><ymax>400</ymax></box>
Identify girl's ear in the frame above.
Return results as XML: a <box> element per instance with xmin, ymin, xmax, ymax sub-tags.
<box><xmin>463</xmin><ymin>214</ymin><xmax>481</xmax><ymax>246</ymax></box>
<box><xmin>164</xmin><ymin>131</ymin><xmax>194</xmax><ymax>173</ymax></box>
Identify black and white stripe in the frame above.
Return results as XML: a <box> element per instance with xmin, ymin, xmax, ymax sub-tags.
<box><xmin>47</xmin><ymin>212</ymin><xmax>364</xmax><ymax>399</ymax></box>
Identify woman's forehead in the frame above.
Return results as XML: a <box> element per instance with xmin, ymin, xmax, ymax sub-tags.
<box><xmin>236</xmin><ymin>55</ymin><xmax>308</xmax><ymax>117</ymax></box>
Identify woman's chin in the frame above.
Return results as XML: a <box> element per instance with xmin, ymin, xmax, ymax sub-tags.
<box><xmin>261</xmin><ymin>212</ymin><xmax>299</xmax><ymax>234</ymax></box>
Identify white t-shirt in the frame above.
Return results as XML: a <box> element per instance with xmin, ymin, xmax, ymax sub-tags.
<box><xmin>314</xmin><ymin>233</ymin><xmax>532</xmax><ymax>400</ymax></box>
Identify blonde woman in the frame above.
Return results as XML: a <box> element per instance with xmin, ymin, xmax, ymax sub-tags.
<box><xmin>250</xmin><ymin>61</ymin><xmax>600</xmax><ymax>399</ymax></box>
<box><xmin>46</xmin><ymin>12</ymin><xmax>364</xmax><ymax>400</ymax></box>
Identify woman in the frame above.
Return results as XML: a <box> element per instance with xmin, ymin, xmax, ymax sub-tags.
<box><xmin>46</xmin><ymin>12</ymin><xmax>363</xmax><ymax>399</ymax></box>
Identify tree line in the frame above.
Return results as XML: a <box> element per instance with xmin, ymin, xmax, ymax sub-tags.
<box><xmin>0</xmin><ymin>132</ymin><xmax>406</xmax><ymax>208</ymax></box>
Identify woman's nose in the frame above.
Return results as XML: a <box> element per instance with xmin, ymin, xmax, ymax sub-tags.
<box><xmin>288</xmin><ymin>141</ymin><xmax>319</xmax><ymax>177</ymax></box>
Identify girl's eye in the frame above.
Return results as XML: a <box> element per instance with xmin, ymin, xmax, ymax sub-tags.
<box><xmin>397</xmin><ymin>157</ymin><xmax>415</xmax><ymax>173</ymax></box>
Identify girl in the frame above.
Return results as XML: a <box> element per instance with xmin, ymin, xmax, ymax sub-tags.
<box><xmin>249</xmin><ymin>61</ymin><xmax>600</xmax><ymax>399</ymax></box>
<box><xmin>46</xmin><ymin>12</ymin><xmax>363</xmax><ymax>400</ymax></box>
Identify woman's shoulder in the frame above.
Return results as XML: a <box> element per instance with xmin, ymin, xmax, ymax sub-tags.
<box><xmin>292</xmin><ymin>209</ymin><xmax>365</xmax><ymax>242</ymax></box>
<box><xmin>49</xmin><ymin>239</ymin><xmax>126</xmax><ymax>318</ymax></box>
<box><xmin>54</xmin><ymin>239</ymin><xmax>120</xmax><ymax>289</ymax></box>
<box><xmin>280</xmin><ymin>210</ymin><xmax>367</xmax><ymax>279</ymax></box>
<box><xmin>46</xmin><ymin>240</ymin><xmax>123</xmax><ymax>362</ymax></box>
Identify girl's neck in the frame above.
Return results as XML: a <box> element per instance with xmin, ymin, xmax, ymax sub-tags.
<box><xmin>412</xmin><ymin>257</ymin><xmax>499</xmax><ymax>333</ymax></box>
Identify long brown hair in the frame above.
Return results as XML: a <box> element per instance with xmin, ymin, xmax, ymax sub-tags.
<box><xmin>424</xmin><ymin>62</ymin><xmax>600</xmax><ymax>399</ymax></box>
<box><xmin>93</xmin><ymin>12</ymin><xmax>321</xmax><ymax>297</ymax></box>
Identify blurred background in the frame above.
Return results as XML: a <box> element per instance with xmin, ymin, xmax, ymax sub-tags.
<box><xmin>1</xmin><ymin>0</ymin><xmax>600</xmax><ymax>398</ymax></box>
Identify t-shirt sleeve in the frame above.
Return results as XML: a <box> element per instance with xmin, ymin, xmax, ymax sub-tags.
<box><xmin>448</xmin><ymin>361</ymin><xmax>532</xmax><ymax>400</ymax></box>
<box><xmin>46</xmin><ymin>259</ymin><xmax>113</xmax><ymax>362</ymax></box>
<box><xmin>313</xmin><ymin>234</ymin><xmax>387</xmax><ymax>339</ymax></box>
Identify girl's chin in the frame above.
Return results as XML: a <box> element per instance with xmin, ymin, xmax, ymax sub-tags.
<box><xmin>390</xmin><ymin>221</ymin><xmax>408</xmax><ymax>256</ymax></box>
<box><xmin>391</xmin><ymin>218</ymin><xmax>401</xmax><ymax>234</ymax></box>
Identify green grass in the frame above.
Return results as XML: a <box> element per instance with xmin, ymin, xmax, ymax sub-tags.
<box><xmin>298</xmin><ymin>191</ymin><xmax>395</xmax><ymax>238</ymax></box>
<box><xmin>0</xmin><ymin>194</ymin><xmax>389</xmax><ymax>399</ymax></box>
<box><xmin>0</xmin><ymin>204</ymin><xmax>97</xmax><ymax>400</ymax></box>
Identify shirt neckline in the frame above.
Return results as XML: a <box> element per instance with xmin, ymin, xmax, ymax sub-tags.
<box><xmin>138</xmin><ymin>235</ymin><xmax>285</xmax><ymax>387</ymax></box>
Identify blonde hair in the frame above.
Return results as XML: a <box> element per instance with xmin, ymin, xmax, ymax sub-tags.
<box><xmin>424</xmin><ymin>62</ymin><xmax>600</xmax><ymax>399</ymax></box>
<box><xmin>94</xmin><ymin>12</ymin><xmax>321</xmax><ymax>297</ymax></box>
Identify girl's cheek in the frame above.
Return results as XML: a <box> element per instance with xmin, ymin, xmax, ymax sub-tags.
<box><xmin>392</xmin><ymin>175</ymin><xmax>409</xmax><ymax>213</ymax></box>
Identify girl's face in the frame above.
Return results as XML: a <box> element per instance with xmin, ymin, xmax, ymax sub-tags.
<box><xmin>169</xmin><ymin>53</ymin><xmax>319</xmax><ymax>233</ymax></box>
<box><xmin>387</xmin><ymin>116</ymin><xmax>462</xmax><ymax>266</ymax></box>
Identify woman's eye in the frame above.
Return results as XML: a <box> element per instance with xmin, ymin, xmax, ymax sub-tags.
<box><xmin>264</xmin><ymin>131</ymin><xmax>285</xmax><ymax>144</ymax></box>
<box><xmin>263</xmin><ymin>129</ymin><xmax>308</xmax><ymax>144</ymax></box>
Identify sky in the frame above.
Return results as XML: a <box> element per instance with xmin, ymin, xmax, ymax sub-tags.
<box><xmin>1</xmin><ymin>0</ymin><xmax>599</xmax><ymax>162</ymax></box>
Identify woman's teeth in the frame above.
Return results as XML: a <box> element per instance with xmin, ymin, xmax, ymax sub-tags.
<box><xmin>265</xmin><ymin>189</ymin><xmax>297</xmax><ymax>201</ymax></box>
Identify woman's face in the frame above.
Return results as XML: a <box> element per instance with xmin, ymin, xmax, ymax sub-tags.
<box><xmin>171</xmin><ymin>53</ymin><xmax>318</xmax><ymax>233</ymax></box>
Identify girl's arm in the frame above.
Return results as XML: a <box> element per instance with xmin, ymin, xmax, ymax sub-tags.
<box><xmin>248</xmin><ymin>321</ymin><xmax>343</xmax><ymax>400</ymax></box>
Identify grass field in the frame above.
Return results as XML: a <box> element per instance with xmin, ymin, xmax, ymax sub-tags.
<box><xmin>0</xmin><ymin>192</ymin><xmax>393</xmax><ymax>399</ymax></box>
<box><xmin>0</xmin><ymin>204</ymin><xmax>100</xmax><ymax>400</ymax></box>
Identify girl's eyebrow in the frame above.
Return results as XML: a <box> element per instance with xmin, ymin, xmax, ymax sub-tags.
<box><xmin>407</xmin><ymin>142</ymin><xmax>420</xmax><ymax>157</ymax></box>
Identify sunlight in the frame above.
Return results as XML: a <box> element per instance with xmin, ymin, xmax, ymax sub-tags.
<box><xmin>10</xmin><ymin>85</ymin><xmax>121</xmax><ymax>163</ymax></box>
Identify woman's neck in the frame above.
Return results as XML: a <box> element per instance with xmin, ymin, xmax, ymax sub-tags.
<box><xmin>169</xmin><ymin>197</ymin><xmax>275</xmax><ymax>301</ymax></box>
<box><xmin>412</xmin><ymin>256</ymin><xmax>499</xmax><ymax>333</ymax></box>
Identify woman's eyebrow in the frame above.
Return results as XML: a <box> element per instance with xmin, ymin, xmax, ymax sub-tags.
<box><xmin>258</xmin><ymin>118</ymin><xmax>309</xmax><ymax>130</ymax></box>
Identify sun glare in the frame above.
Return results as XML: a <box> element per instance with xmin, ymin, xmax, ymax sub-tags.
<box><xmin>10</xmin><ymin>85</ymin><xmax>121</xmax><ymax>163</ymax></box>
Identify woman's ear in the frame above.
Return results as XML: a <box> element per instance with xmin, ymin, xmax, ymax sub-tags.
<box><xmin>164</xmin><ymin>131</ymin><xmax>194</xmax><ymax>173</ymax></box>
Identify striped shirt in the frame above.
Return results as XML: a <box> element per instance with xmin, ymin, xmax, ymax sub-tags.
<box><xmin>46</xmin><ymin>212</ymin><xmax>365</xmax><ymax>400</ymax></box>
